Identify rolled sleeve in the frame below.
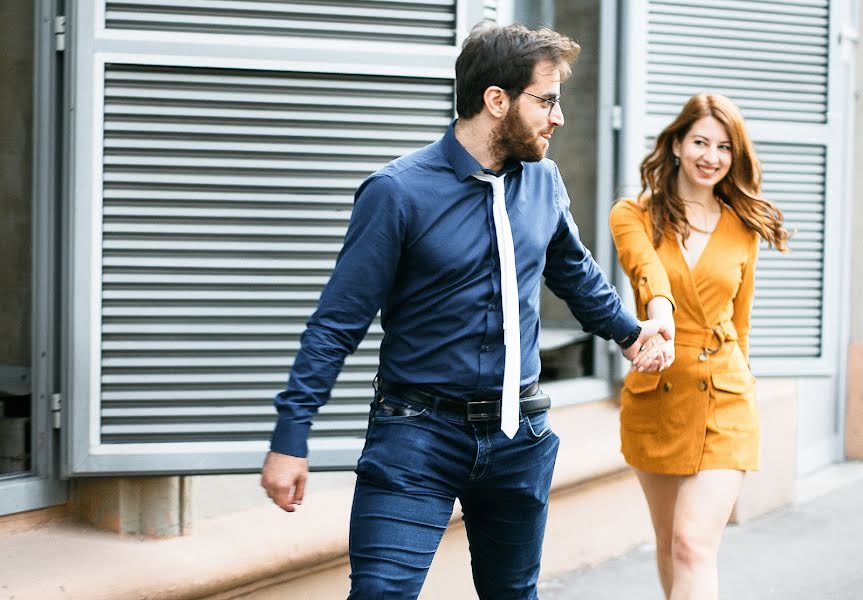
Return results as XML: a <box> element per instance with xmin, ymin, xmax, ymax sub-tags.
<box><xmin>731</xmin><ymin>232</ymin><xmax>759</xmax><ymax>362</ymax></box>
<box><xmin>609</xmin><ymin>199</ymin><xmax>676</xmax><ymax>315</ymax></box>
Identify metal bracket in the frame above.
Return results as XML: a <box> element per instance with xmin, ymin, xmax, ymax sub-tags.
<box><xmin>51</xmin><ymin>393</ymin><xmax>61</xmax><ymax>429</ymax></box>
<box><xmin>54</xmin><ymin>16</ymin><xmax>65</xmax><ymax>52</ymax></box>
<box><xmin>839</xmin><ymin>27</ymin><xmax>859</xmax><ymax>45</ymax></box>
<box><xmin>611</xmin><ymin>105</ymin><xmax>622</xmax><ymax>130</ymax></box>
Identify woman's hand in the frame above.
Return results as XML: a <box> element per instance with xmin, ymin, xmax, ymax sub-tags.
<box><xmin>632</xmin><ymin>333</ymin><xmax>675</xmax><ymax>372</ymax></box>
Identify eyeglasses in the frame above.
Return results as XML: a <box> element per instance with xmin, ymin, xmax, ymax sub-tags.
<box><xmin>521</xmin><ymin>91</ymin><xmax>561</xmax><ymax>116</ymax></box>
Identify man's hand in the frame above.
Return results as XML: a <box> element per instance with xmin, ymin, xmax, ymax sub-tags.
<box><xmin>260</xmin><ymin>451</ymin><xmax>309</xmax><ymax>513</ymax></box>
<box><xmin>632</xmin><ymin>333</ymin><xmax>675</xmax><ymax>372</ymax></box>
<box><xmin>622</xmin><ymin>318</ymin><xmax>675</xmax><ymax>371</ymax></box>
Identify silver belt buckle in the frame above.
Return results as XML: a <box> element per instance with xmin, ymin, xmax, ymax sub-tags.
<box><xmin>466</xmin><ymin>400</ymin><xmax>500</xmax><ymax>421</ymax></box>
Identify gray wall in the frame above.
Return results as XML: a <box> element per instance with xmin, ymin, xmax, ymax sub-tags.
<box><xmin>542</xmin><ymin>0</ymin><xmax>601</xmax><ymax>323</ymax></box>
<box><xmin>0</xmin><ymin>0</ymin><xmax>33</xmax><ymax>366</ymax></box>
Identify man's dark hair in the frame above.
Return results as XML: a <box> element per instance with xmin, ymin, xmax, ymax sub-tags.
<box><xmin>455</xmin><ymin>22</ymin><xmax>581</xmax><ymax>119</ymax></box>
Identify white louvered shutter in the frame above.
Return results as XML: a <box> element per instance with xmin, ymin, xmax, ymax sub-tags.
<box><xmin>65</xmin><ymin>1</ymin><xmax>492</xmax><ymax>475</ymax></box>
<box><xmin>617</xmin><ymin>0</ymin><xmax>847</xmax><ymax>375</ymax></box>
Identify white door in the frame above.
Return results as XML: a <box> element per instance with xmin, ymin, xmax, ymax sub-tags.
<box><xmin>615</xmin><ymin>0</ymin><xmax>856</xmax><ymax>474</ymax></box>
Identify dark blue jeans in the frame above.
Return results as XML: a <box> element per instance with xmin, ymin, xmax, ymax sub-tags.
<box><xmin>348</xmin><ymin>391</ymin><xmax>560</xmax><ymax>599</ymax></box>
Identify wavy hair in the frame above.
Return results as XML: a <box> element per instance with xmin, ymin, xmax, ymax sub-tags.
<box><xmin>639</xmin><ymin>93</ymin><xmax>789</xmax><ymax>251</ymax></box>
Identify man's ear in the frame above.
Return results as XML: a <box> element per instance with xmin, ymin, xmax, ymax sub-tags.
<box><xmin>483</xmin><ymin>86</ymin><xmax>510</xmax><ymax>119</ymax></box>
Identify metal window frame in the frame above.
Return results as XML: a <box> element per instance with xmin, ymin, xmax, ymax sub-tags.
<box><xmin>62</xmin><ymin>1</ymin><xmax>479</xmax><ymax>476</ymax></box>
<box><xmin>0</xmin><ymin>0</ymin><xmax>67</xmax><ymax>516</ymax></box>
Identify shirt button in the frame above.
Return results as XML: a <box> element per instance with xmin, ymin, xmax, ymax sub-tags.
<box><xmin>698</xmin><ymin>381</ymin><xmax>708</xmax><ymax>392</ymax></box>
<box><xmin>662</xmin><ymin>382</ymin><xmax>672</xmax><ymax>392</ymax></box>
<box><xmin>489</xmin><ymin>304</ymin><xmax>496</xmax><ymax>311</ymax></box>
<box><xmin>481</xmin><ymin>345</ymin><xmax>489</xmax><ymax>352</ymax></box>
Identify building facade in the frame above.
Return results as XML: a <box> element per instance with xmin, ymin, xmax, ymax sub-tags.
<box><xmin>1</xmin><ymin>0</ymin><xmax>860</xmax><ymax>595</ymax></box>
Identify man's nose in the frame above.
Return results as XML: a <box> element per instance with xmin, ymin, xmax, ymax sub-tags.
<box><xmin>549</xmin><ymin>102</ymin><xmax>564</xmax><ymax>126</ymax></box>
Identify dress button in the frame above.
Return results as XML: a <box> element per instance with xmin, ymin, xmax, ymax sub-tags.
<box><xmin>662</xmin><ymin>382</ymin><xmax>672</xmax><ymax>392</ymax></box>
<box><xmin>698</xmin><ymin>351</ymin><xmax>708</xmax><ymax>362</ymax></box>
<box><xmin>698</xmin><ymin>380</ymin><xmax>708</xmax><ymax>392</ymax></box>
<box><xmin>640</xmin><ymin>276</ymin><xmax>648</xmax><ymax>285</ymax></box>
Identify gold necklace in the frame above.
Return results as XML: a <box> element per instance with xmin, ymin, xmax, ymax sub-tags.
<box><xmin>688</xmin><ymin>222</ymin><xmax>715</xmax><ymax>234</ymax></box>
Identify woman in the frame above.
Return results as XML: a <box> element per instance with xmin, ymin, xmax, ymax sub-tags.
<box><xmin>609</xmin><ymin>94</ymin><xmax>789</xmax><ymax>600</ymax></box>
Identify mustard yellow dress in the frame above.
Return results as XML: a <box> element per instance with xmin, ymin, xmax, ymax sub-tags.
<box><xmin>609</xmin><ymin>198</ymin><xmax>760</xmax><ymax>475</ymax></box>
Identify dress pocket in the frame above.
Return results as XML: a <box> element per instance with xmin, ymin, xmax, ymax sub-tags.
<box><xmin>620</xmin><ymin>370</ymin><xmax>662</xmax><ymax>433</ymax></box>
<box><xmin>623</xmin><ymin>371</ymin><xmax>662</xmax><ymax>394</ymax></box>
<box><xmin>711</xmin><ymin>371</ymin><xmax>757</xmax><ymax>431</ymax></box>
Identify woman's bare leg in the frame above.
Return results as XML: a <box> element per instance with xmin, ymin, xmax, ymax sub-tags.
<box><xmin>669</xmin><ymin>469</ymin><xmax>744</xmax><ymax>600</ymax></box>
<box><xmin>634</xmin><ymin>469</ymin><xmax>682</xmax><ymax>599</ymax></box>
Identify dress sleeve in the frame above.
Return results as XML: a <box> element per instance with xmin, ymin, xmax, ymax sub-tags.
<box><xmin>608</xmin><ymin>199</ymin><xmax>676</xmax><ymax>312</ymax></box>
<box><xmin>731</xmin><ymin>232</ymin><xmax>760</xmax><ymax>363</ymax></box>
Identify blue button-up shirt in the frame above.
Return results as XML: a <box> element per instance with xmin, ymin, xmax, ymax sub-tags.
<box><xmin>271</xmin><ymin>123</ymin><xmax>637</xmax><ymax>457</ymax></box>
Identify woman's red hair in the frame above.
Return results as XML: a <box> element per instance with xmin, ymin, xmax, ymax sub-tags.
<box><xmin>639</xmin><ymin>93</ymin><xmax>789</xmax><ymax>251</ymax></box>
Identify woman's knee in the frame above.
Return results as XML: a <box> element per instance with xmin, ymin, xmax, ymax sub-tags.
<box><xmin>671</xmin><ymin>525</ymin><xmax>717</xmax><ymax>569</ymax></box>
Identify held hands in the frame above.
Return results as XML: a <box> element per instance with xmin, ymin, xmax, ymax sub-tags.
<box><xmin>622</xmin><ymin>318</ymin><xmax>676</xmax><ymax>372</ymax></box>
<box><xmin>260</xmin><ymin>451</ymin><xmax>309</xmax><ymax>513</ymax></box>
<box><xmin>631</xmin><ymin>332</ymin><xmax>675</xmax><ymax>372</ymax></box>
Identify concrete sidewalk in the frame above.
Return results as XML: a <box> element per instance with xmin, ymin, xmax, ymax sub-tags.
<box><xmin>539</xmin><ymin>461</ymin><xmax>863</xmax><ymax>600</ymax></box>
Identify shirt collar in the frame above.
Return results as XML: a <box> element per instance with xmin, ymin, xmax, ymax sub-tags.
<box><xmin>443</xmin><ymin>120</ymin><xmax>524</xmax><ymax>182</ymax></box>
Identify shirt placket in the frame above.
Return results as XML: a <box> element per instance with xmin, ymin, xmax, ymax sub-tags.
<box><xmin>476</xmin><ymin>179</ymin><xmax>505</xmax><ymax>396</ymax></box>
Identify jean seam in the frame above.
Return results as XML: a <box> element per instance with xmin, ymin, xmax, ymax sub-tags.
<box><xmin>468</xmin><ymin>424</ymin><xmax>489</xmax><ymax>481</ymax></box>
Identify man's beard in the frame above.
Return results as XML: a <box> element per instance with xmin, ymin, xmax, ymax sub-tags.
<box><xmin>490</xmin><ymin>104</ymin><xmax>548</xmax><ymax>164</ymax></box>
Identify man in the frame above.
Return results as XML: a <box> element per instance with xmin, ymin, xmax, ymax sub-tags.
<box><xmin>261</xmin><ymin>22</ymin><xmax>673</xmax><ymax>599</ymax></box>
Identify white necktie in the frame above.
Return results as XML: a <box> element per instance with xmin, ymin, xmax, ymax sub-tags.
<box><xmin>473</xmin><ymin>172</ymin><xmax>520</xmax><ymax>439</ymax></box>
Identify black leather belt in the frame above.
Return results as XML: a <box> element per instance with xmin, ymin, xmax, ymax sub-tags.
<box><xmin>376</xmin><ymin>379</ymin><xmax>549</xmax><ymax>422</ymax></box>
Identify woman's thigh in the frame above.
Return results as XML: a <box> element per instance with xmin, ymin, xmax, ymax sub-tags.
<box><xmin>673</xmin><ymin>469</ymin><xmax>744</xmax><ymax>549</ymax></box>
<box><xmin>635</xmin><ymin>469</ymin><xmax>682</xmax><ymax>547</ymax></box>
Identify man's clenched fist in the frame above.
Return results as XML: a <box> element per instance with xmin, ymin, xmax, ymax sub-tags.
<box><xmin>260</xmin><ymin>451</ymin><xmax>309</xmax><ymax>513</ymax></box>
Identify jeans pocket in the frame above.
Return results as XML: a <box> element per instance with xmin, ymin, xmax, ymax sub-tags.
<box><xmin>524</xmin><ymin>409</ymin><xmax>551</xmax><ymax>438</ymax></box>
<box><xmin>372</xmin><ymin>394</ymin><xmax>430</xmax><ymax>423</ymax></box>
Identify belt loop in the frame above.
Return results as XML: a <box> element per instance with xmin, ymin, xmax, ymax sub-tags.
<box><xmin>705</xmin><ymin>326</ymin><xmax>723</xmax><ymax>355</ymax></box>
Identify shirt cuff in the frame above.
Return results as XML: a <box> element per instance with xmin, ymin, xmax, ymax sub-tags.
<box><xmin>608</xmin><ymin>309</ymin><xmax>639</xmax><ymax>344</ymax></box>
<box><xmin>270</xmin><ymin>417</ymin><xmax>312</xmax><ymax>458</ymax></box>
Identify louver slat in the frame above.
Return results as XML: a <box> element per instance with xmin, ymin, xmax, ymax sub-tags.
<box><xmin>99</xmin><ymin>64</ymin><xmax>453</xmax><ymax>445</ymax></box>
<box><xmin>646</xmin><ymin>1</ymin><xmax>828</xmax><ymax>123</ymax></box>
<box><xmin>104</xmin><ymin>1</ymin><xmax>457</xmax><ymax>45</ymax></box>
<box><xmin>749</xmin><ymin>143</ymin><xmax>825</xmax><ymax>358</ymax></box>
<box><xmin>483</xmin><ymin>0</ymin><xmax>498</xmax><ymax>21</ymax></box>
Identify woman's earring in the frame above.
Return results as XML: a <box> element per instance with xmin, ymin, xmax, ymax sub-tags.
<box><xmin>673</xmin><ymin>155</ymin><xmax>680</xmax><ymax>167</ymax></box>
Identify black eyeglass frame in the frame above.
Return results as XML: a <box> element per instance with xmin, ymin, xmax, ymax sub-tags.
<box><xmin>521</xmin><ymin>91</ymin><xmax>562</xmax><ymax>116</ymax></box>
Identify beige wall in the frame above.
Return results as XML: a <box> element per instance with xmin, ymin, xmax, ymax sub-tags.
<box><xmin>0</xmin><ymin>0</ymin><xmax>33</xmax><ymax>366</ymax></box>
<box><xmin>847</xmin><ymin>9</ymin><xmax>863</xmax><ymax>459</ymax></box>
<box><xmin>853</xmin><ymin>11</ymin><xmax>863</xmax><ymax>345</ymax></box>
